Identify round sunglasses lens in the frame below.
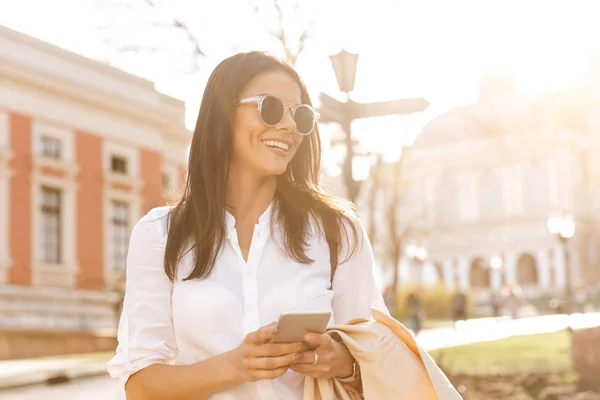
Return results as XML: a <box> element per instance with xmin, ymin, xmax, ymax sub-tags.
<box><xmin>261</xmin><ymin>96</ymin><xmax>285</xmax><ymax>126</ymax></box>
<box><xmin>294</xmin><ymin>106</ymin><xmax>315</xmax><ymax>134</ymax></box>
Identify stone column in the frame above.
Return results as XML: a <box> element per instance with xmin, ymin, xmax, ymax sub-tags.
<box><xmin>553</xmin><ymin>245</ymin><xmax>566</xmax><ymax>290</ymax></box>
<box><xmin>536</xmin><ymin>249</ymin><xmax>551</xmax><ymax>290</ymax></box>
<box><xmin>0</xmin><ymin>112</ymin><xmax>11</xmax><ymax>283</ymax></box>
<box><xmin>443</xmin><ymin>259</ymin><xmax>455</xmax><ymax>290</ymax></box>
<box><xmin>0</xmin><ymin>163</ymin><xmax>12</xmax><ymax>283</ymax></box>
<box><xmin>504</xmin><ymin>251</ymin><xmax>518</xmax><ymax>286</ymax></box>
<box><xmin>457</xmin><ymin>256</ymin><xmax>470</xmax><ymax>291</ymax></box>
<box><xmin>511</xmin><ymin>165</ymin><xmax>523</xmax><ymax>215</ymax></box>
<box><xmin>570</xmin><ymin>240</ymin><xmax>582</xmax><ymax>284</ymax></box>
<box><xmin>399</xmin><ymin>257</ymin><xmax>411</xmax><ymax>285</ymax></box>
<box><xmin>491</xmin><ymin>267</ymin><xmax>503</xmax><ymax>292</ymax></box>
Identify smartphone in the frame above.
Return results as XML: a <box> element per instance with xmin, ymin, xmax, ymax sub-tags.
<box><xmin>271</xmin><ymin>311</ymin><xmax>332</xmax><ymax>344</ymax></box>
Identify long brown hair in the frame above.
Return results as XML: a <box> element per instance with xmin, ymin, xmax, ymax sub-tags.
<box><xmin>164</xmin><ymin>51</ymin><xmax>359</xmax><ymax>281</ymax></box>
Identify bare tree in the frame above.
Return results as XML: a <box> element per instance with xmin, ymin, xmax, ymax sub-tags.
<box><xmin>387</xmin><ymin>156</ymin><xmax>406</xmax><ymax>308</ymax></box>
<box><xmin>367</xmin><ymin>154</ymin><xmax>384</xmax><ymax>243</ymax></box>
<box><xmin>378</xmin><ymin>145</ymin><xmax>444</xmax><ymax>312</ymax></box>
<box><xmin>95</xmin><ymin>0</ymin><xmax>313</xmax><ymax>78</ymax></box>
<box><xmin>94</xmin><ymin>0</ymin><xmax>206</xmax><ymax>74</ymax></box>
<box><xmin>251</xmin><ymin>0</ymin><xmax>313</xmax><ymax>66</ymax></box>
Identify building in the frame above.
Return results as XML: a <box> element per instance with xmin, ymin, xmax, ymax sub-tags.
<box><xmin>0</xmin><ymin>26</ymin><xmax>190</xmax><ymax>357</ymax></box>
<box><xmin>362</xmin><ymin>67</ymin><xmax>600</xmax><ymax>308</ymax></box>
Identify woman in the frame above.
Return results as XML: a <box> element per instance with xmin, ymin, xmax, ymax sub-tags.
<box><xmin>107</xmin><ymin>51</ymin><xmax>387</xmax><ymax>399</ymax></box>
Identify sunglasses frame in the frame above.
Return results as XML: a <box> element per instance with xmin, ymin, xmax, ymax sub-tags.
<box><xmin>234</xmin><ymin>95</ymin><xmax>320</xmax><ymax>136</ymax></box>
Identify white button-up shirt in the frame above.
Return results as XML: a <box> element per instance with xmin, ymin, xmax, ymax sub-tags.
<box><xmin>107</xmin><ymin>205</ymin><xmax>387</xmax><ymax>399</ymax></box>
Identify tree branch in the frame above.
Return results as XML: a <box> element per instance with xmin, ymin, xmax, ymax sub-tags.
<box><xmin>251</xmin><ymin>0</ymin><xmax>312</xmax><ymax>65</ymax></box>
<box><xmin>95</xmin><ymin>0</ymin><xmax>205</xmax><ymax>72</ymax></box>
<box><xmin>143</xmin><ymin>0</ymin><xmax>204</xmax><ymax>57</ymax></box>
<box><xmin>295</xmin><ymin>21</ymin><xmax>313</xmax><ymax>58</ymax></box>
<box><xmin>172</xmin><ymin>18</ymin><xmax>205</xmax><ymax>58</ymax></box>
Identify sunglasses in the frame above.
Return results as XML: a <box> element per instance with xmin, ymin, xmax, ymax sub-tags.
<box><xmin>234</xmin><ymin>95</ymin><xmax>320</xmax><ymax>136</ymax></box>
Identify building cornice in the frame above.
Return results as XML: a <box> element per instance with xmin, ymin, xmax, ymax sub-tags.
<box><xmin>0</xmin><ymin>26</ymin><xmax>190</xmax><ymax>142</ymax></box>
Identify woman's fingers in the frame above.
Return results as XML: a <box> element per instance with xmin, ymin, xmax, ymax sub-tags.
<box><xmin>248</xmin><ymin>366</ymin><xmax>290</xmax><ymax>381</ymax></box>
<box><xmin>244</xmin><ymin>342</ymin><xmax>308</xmax><ymax>358</ymax></box>
<box><xmin>303</xmin><ymin>333</ymin><xmax>334</xmax><ymax>349</ymax></box>
<box><xmin>289</xmin><ymin>363</ymin><xmax>331</xmax><ymax>377</ymax></box>
<box><xmin>244</xmin><ymin>323</ymin><xmax>278</xmax><ymax>344</ymax></box>
<box><xmin>243</xmin><ymin>351</ymin><xmax>300</xmax><ymax>371</ymax></box>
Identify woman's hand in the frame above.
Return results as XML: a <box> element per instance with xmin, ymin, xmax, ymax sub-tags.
<box><xmin>290</xmin><ymin>333</ymin><xmax>355</xmax><ymax>380</ymax></box>
<box><xmin>228</xmin><ymin>323</ymin><xmax>309</xmax><ymax>383</ymax></box>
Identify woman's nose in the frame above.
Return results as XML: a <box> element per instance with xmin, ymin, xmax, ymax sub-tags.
<box><xmin>277</xmin><ymin>106</ymin><xmax>297</xmax><ymax>133</ymax></box>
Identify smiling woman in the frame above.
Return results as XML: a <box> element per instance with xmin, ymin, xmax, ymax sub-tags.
<box><xmin>107</xmin><ymin>51</ymin><xmax>388</xmax><ymax>400</ymax></box>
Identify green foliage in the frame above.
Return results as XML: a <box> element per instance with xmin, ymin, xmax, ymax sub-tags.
<box><xmin>393</xmin><ymin>284</ymin><xmax>461</xmax><ymax>320</ymax></box>
<box><xmin>429</xmin><ymin>330</ymin><xmax>571</xmax><ymax>375</ymax></box>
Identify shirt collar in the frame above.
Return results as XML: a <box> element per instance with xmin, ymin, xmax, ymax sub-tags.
<box><xmin>225</xmin><ymin>201</ymin><xmax>274</xmax><ymax>233</ymax></box>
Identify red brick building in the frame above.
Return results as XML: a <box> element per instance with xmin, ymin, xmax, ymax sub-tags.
<box><xmin>0</xmin><ymin>26</ymin><xmax>190</xmax><ymax>354</ymax></box>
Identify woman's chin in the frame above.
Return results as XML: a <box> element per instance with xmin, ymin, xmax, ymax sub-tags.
<box><xmin>268</xmin><ymin>167</ymin><xmax>289</xmax><ymax>177</ymax></box>
<box><xmin>258</xmin><ymin>162</ymin><xmax>291</xmax><ymax>177</ymax></box>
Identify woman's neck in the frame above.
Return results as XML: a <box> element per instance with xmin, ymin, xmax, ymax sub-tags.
<box><xmin>225</xmin><ymin>167</ymin><xmax>276</xmax><ymax>226</ymax></box>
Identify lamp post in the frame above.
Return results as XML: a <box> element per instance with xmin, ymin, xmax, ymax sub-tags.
<box><xmin>327</xmin><ymin>51</ymin><xmax>360</xmax><ymax>202</ymax></box>
<box><xmin>319</xmin><ymin>50</ymin><xmax>430</xmax><ymax>202</ymax></box>
<box><xmin>489</xmin><ymin>255</ymin><xmax>503</xmax><ymax>290</ymax></box>
<box><xmin>406</xmin><ymin>243</ymin><xmax>428</xmax><ymax>287</ymax></box>
<box><xmin>547</xmin><ymin>213</ymin><xmax>576</xmax><ymax>313</ymax></box>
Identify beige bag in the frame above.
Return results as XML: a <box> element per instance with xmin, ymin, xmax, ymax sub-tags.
<box><xmin>303</xmin><ymin>308</ymin><xmax>462</xmax><ymax>400</ymax></box>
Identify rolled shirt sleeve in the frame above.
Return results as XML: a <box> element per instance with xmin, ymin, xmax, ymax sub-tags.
<box><xmin>331</xmin><ymin>219</ymin><xmax>388</xmax><ymax>325</ymax></box>
<box><xmin>107</xmin><ymin>208</ymin><xmax>178</xmax><ymax>386</ymax></box>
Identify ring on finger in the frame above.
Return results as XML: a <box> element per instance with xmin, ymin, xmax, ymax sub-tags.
<box><xmin>312</xmin><ymin>350</ymin><xmax>319</xmax><ymax>365</ymax></box>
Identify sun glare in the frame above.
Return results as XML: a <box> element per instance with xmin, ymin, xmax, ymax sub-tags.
<box><xmin>297</xmin><ymin>0</ymin><xmax>600</xmax><ymax>170</ymax></box>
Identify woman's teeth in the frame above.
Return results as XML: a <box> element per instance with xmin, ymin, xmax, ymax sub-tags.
<box><xmin>262</xmin><ymin>140</ymin><xmax>290</xmax><ymax>151</ymax></box>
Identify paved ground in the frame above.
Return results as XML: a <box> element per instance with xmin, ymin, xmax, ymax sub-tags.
<box><xmin>0</xmin><ymin>375</ymin><xmax>124</xmax><ymax>400</ymax></box>
<box><xmin>2</xmin><ymin>312</ymin><xmax>598</xmax><ymax>399</ymax></box>
<box><xmin>417</xmin><ymin>312</ymin><xmax>600</xmax><ymax>350</ymax></box>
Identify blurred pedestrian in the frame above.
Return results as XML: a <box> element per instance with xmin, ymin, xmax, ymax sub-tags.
<box><xmin>407</xmin><ymin>293</ymin><xmax>424</xmax><ymax>334</ymax></box>
<box><xmin>574</xmin><ymin>281</ymin><xmax>589</xmax><ymax>313</ymax></box>
<box><xmin>383</xmin><ymin>285</ymin><xmax>396</xmax><ymax>315</ymax></box>
<box><xmin>451</xmin><ymin>290</ymin><xmax>467</xmax><ymax>323</ymax></box>
<box><xmin>503</xmin><ymin>285</ymin><xmax>521</xmax><ymax>319</ymax></box>
<box><xmin>491</xmin><ymin>292</ymin><xmax>502</xmax><ymax>318</ymax></box>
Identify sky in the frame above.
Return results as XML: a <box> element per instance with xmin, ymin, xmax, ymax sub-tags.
<box><xmin>1</xmin><ymin>0</ymin><xmax>600</xmax><ymax>176</ymax></box>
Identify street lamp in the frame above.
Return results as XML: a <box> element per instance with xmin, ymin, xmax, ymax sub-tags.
<box><xmin>406</xmin><ymin>244</ymin><xmax>428</xmax><ymax>262</ymax></box>
<box><xmin>319</xmin><ymin>51</ymin><xmax>429</xmax><ymax>202</ymax></box>
<box><xmin>326</xmin><ymin>50</ymin><xmax>361</xmax><ymax>202</ymax></box>
<box><xmin>406</xmin><ymin>244</ymin><xmax>428</xmax><ymax>286</ymax></box>
<box><xmin>547</xmin><ymin>213</ymin><xmax>576</xmax><ymax>313</ymax></box>
<box><xmin>489</xmin><ymin>255</ymin><xmax>503</xmax><ymax>270</ymax></box>
<box><xmin>329</xmin><ymin>50</ymin><xmax>359</xmax><ymax>95</ymax></box>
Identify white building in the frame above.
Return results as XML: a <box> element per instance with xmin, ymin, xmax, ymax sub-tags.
<box><xmin>358</xmin><ymin>68</ymin><xmax>600</xmax><ymax>305</ymax></box>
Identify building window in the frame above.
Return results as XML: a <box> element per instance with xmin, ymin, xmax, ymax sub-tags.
<box><xmin>517</xmin><ymin>253</ymin><xmax>539</xmax><ymax>285</ymax></box>
<box><xmin>436</xmin><ymin>174</ymin><xmax>458</xmax><ymax>224</ymax></box>
<box><xmin>111</xmin><ymin>155</ymin><xmax>128</xmax><ymax>174</ymax></box>
<box><xmin>523</xmin><ymin>163</ymin><xmax>549</xmax><ymax>211</ymax></box>
<box><xmin>111</xmin><ymin>201</ymin><xmax>129</xmax><ymax>272</ymax></box>
<box><xmin>479</xmin><ymin>169</ymin><xmax>504</xmax><ymax>218</ymax></box>
<box><xmin>39</xmin><ymin>136</ymin><xmax>62</xmax><ymax>159</ymax></box>
<box><xmin>40</xmin><ymin>187</ymin><xmax>61</xmax><ymax>264</ymax></box>
<box><xmin>469</xmin><ymin>258</ymin><xmax>491</xmax><ymax>289</ymax></box>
